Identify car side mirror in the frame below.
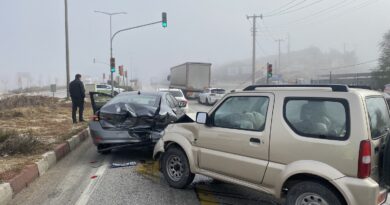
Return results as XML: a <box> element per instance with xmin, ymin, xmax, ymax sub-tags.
<box><xmin>196</xmin><ymin>112</ymin><xmax>208</xmax><ymax>124</ymax></box>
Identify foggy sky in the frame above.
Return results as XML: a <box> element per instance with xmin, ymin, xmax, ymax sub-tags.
<box><xmin>1</xmin><ymin>0</ymin><xmax>389</xmax><ymax>89</ymax></box>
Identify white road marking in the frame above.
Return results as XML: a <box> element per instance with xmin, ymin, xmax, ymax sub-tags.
<box><xmin>75</xmin><ymin>157</ymin><xmax>109</xmax><ymax>205</ymax></box>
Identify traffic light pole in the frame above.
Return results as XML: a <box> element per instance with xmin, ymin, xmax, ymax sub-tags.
<box><xmin>109</xmin><ymin>20</ymin><xmax>164</xmax><ymax>95</ymax></box>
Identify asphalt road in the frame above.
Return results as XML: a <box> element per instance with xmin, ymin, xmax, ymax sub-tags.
<box><xmin>10</xmin><ymin>100</ymin><xmax>281</xmax><ymax>205</ymax></box>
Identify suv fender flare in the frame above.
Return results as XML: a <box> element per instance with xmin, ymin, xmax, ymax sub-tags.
<box><xmin>275</xmin><ymin>160</ymin><xmax>346</xmax><ymax>199</ymax></box>
<box><xmin>153</xmin><ymin>133</ymin><xmax>197</xmax><ymax>173</ymax></box>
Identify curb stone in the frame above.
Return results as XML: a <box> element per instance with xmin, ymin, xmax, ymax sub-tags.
<box><xmin>0</xmin><ymin>183</ymin><xmax>12</xmax><ymax>205</ymax></box>
<box><xmin>0</xmin><ymin>128</ymin><xmax>89</xmax><ymax>205</ymax></box>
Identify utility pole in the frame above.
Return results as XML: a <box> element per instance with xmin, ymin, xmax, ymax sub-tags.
<box><xmin>247</xmin><ymin>14</ymin><xmax>262</xmax><ymax>85</ymax></box>
<box><xmin>64</xmin><ymin>0</ymin><xmax>70</xmax><ymax>99</ymax></box>
<box><xmin>275</xmin><ymin>39</ymin><xmax>284</xmax><ymax>75</ymax></box>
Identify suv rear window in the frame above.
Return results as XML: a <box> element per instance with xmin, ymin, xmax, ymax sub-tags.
<box><xmin>366</xmin><ymin>97</ymin><xmax>390</xmax><ymax>139</ymax></box>
<box><xmin>284</xmin><ymin>98</ymin><xmax>349</xmax><ymax>140</ymax></box>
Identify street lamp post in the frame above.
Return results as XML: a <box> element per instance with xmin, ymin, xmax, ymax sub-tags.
<box><xmin>65</xmin><ymin>0</ymin><xmax>70</xmax><ymax>99</ymax></box>
<box><xmin>94</xmin><ymin>11</ymin><xmax>126</xmax><ymax>95</ymax></box>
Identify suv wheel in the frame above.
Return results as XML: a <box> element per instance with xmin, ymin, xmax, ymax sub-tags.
<box><xmin>162</xmin><ymin>147</ymin><xmax>195</xmax><ymax>188</ymax></box>
<box><xmin>286</xmin><ymin>181</ymin><xmax>343</xmax><ymax>205</ymax></box>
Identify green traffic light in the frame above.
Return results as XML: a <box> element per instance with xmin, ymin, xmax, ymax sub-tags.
<box><xmin>162</xmin><ymin>22</ymin><xmax>167</xmax><ymax>28</ymax></box>
<box><xmin>111</xmin><ymin>67</ymin><xmax>115</xmax><ymax>73</ymax></box>
<box><xmin>267</xmin><ymin>73</ymin><xmax>272</xmax><ymax>78</ymax></box>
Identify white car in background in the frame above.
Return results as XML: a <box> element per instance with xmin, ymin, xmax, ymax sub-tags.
<box><xmin>198</xmin><ymin>88</ymin><xmax>226</xmax><ymax>105</ymax></box>
<box><xmin>85</xmin><ymin>83</ymin><xmax>125</xmax><ymax>95</ymax></box>
<box><xmin>157</xmin><ymin>88</ymin><xmax>189</xmax><ymax>112</ymax></box>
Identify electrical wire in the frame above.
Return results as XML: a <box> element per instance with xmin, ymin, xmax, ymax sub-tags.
<box><xmin>264</xmin><ymin>0</ymin><xmax>308</xmax><ymax>17</ymax></box>
<box><xmin>264</xmin><ymin>0</ymin><xmax>324</xmax><ymax>17</ymax></box>
<box><xmin>318</xmin><ymin>59</ymin><xmax>378</xmax><ymax>71</ymax></box>
<box><xmin>264</xmin><ymin>0</ymin><xmax>300</xmax><ymax>16</ymax></box>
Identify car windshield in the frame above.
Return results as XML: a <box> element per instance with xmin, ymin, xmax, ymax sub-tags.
<box><xmin>168</xmin><ymin>90</ymin><xmax>183</xmax><ymax>97</ymax></box>
<box><xmin>366</xmin><ymin>97</ymin><xmax>390</xmax><ymax>139</ymax></box>
<box><xmin>211</xmin><ymin>89</ymin><xmax>225</xmax><ymax>94</ymax></box>
<box><xmin>106</xmin><ymin>94</ymin><xmax>159</xmax><ymax>107</ymax></box>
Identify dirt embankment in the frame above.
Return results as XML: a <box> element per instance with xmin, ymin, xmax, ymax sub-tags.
<box><xmin>0</xmin><ymin>95</ymin><xmax>92</xmax><ymax>181</ymax></box>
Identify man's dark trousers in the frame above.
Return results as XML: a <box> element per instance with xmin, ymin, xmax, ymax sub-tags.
<box><xmin>72</xmin><ymin>98</ymin><xmax>84</xmax><ymax>123</ymax></box>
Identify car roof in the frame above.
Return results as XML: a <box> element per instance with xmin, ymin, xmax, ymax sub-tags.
<box><xmin>119</xmin><ymin>91</ymin><xmax>166</xmax><ymax>97</ymax></box>
<box><xmin>158</xmin><ymin>88</ymin><xmax>182</xmax><ymax>92</ymax></box>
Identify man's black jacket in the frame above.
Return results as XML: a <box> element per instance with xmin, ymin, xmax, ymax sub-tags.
<box><xmin>69</xmin><ymin>79</ymin><xmax>85</xmax><ymax>100</ymax></box>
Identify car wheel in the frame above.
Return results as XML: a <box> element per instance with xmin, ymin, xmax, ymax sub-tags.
<box><xmin>205</xmin><ymin>97</ymin><xmax>210</xmax><ymax>105</ymax></box>
<box><xmin>114</xmin><ymin>91</ymin><xmax>119</xmax><ymax>96</ymax></box>
<box><xmin>286</xmin><ymin>181</ymin><xmax>344</xmax><ymax>205</ymax></box>
<box><xmin>162</xmin><ymin>147</ymin><xmax>195</xmax><ymax>189</ymax></box>
<box><xmin>198</xmin><ymin>97</ymin><xmax>201</xmax><ymax>104</ymax></box>
<box><xmin>97</xmin><ymin>144</ymin><xmax>111</xmax><ymax>155</ymax></box>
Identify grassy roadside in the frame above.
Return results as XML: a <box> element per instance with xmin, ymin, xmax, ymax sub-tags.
<box><xmin>0</xmin><ymin>95</ymin><xmax>92</xmax><ymax>182</ymax></box>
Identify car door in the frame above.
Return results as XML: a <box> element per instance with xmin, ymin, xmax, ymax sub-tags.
<box><xmin>166</xmin><ymin>94</ymin><xmax>184</xmax><ymax>117</ymax></box>
<box><xmin>89</xmin><ymin>92</ymin><xmax>113</xmax><ymax>114</ymax></box>
<box><xmin>195</xmin><ymin>93</ymin><xmax>274</xmax><ymax>184</ymax></box>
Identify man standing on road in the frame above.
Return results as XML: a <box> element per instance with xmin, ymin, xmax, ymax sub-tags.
<box><xmin>69</xmin><ymin>74</ymin><xmax>85</xmax><ymax>124</ymax></box>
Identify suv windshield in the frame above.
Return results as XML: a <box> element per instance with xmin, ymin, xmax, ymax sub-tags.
<box><xmin>366</xmin><ymin>97</ymin><xmax>390</xmax><ymax>139</ymax></box>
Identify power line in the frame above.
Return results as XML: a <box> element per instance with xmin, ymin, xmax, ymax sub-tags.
<box><xmin>319</xmin><ymin>59</ymin><xmax>378</xmax><ymax>71</ymax></box>
<box><xmin>265</xmin><ymin>0</ymin><xmax>324</xmax><ymax>17</ymax></box>
<box><xmin>264</xmin><ymin>0</ymin><xmax>300</xmax><ymax>16</ymax></box>
<box><xmin>286</xmin><ymin>0</ymin><xmax>351</xmax><ymax>25</ymax></box>
<box><xmin>264</xmin><ymin>0</ymin><xmax>308</xmax><ymax>17</ymax></box>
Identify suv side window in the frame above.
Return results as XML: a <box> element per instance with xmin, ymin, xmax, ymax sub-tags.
<box><xmin>366</xmin><ymin>97</ymin><xmax>390</xmax><ymax>139</ymax></box>
<box><xmin>284</xmin><ymin>98</ymin><xmax>349</xmax><ymax>140</ymax></box>
<box><xmin>212</xmin><ymin>96</ymin><xmax>269</xmax><ymax>131</ymax></box>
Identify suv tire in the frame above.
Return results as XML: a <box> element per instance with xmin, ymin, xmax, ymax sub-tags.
<box><xmin>162</xmin><ymin>147</ymin><xmax>195</xmax><ymax>189</ymax></box>
<box><xmin>286</xmin><ymin>181</ymin><xmax>344</xmax><ymax>205</ymax></box>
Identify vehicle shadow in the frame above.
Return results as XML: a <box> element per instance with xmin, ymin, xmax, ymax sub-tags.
<box><xmin>108</xmin><ymin>147</ymin><xmax>282</xmax><ymax>205</ymax></box>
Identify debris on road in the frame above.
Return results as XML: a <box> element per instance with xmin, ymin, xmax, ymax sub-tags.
<box><xmin>111</xmin><ymin>161</ymin><xmax>137</xmax><ymax>168</ymax></box>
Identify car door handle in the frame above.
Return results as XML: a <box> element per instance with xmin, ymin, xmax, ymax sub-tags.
<box><xmin>249</xmin><ymin>138</ymin><xmax>261</xmax><ymax>143</ymax></box>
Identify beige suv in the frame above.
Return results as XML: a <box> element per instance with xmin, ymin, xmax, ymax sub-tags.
<box><xmin>153</xmin><ymin>85</ymin><xmax>390</xmax><ymax>205</ymax></box>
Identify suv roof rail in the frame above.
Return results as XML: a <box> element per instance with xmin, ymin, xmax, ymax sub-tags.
<box><xmin>243</xmin><ymin>84</ymin><xmax>349</xmax><ymax>92</ymax></box>
<box><xmin>348</xmin><ymin>85</ymin><xmax>372</xmax><ymax>90</ymax></box>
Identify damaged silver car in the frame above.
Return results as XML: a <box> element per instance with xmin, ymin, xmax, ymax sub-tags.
<box><xmin>89</xmin><ymin>91</ymin><xmax>192</xmax><ymax>154</ymax></box>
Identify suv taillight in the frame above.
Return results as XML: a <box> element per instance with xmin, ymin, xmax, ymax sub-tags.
<box><xmin>358</xmin><ymin>140</ymin><xmax>371</xmax><ymax>179</ymax></box>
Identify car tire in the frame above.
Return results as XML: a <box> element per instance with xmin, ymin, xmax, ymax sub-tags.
<box><xmin>162</xmin><ymin>147</ymin><xmax>195</xmax><ymax>189</ymax></box>
<box><xmin>198</xmin><ymin>97</ymin><xmax>202</xmax><ymax>104</ymax></box>
<box><xmin>114</xmin><ymin>91</ymin><xmax>119</xmax><ymax>96</ymax></box>
<box><xmin>286</xmin><ymin>181</ymin><xmax>344</xmax><ymax>205</ymax></box>
<box><xmin>205</xmin><ymin>97</ymin><xmax>210</xmax><ymax>105</ymax></box>
<box><xmin>97</xmin><ymin>144</ymin><xmax>111</xmax><ymax>155</ymax></box>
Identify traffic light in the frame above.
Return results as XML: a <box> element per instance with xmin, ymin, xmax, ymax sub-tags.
<box><xmin>110</xmin><ymin>57</ymin><xmax>115</xmax><ymax>73</ymax></box>
<box><xmin>267</xmin><ymin>63</ymin><xmax>273</xmax><ymax>78</ymax></box>
<box><xmin>162</xmin><ymin>12</ymin><xmax>167</xmax><ymax>28</ymax></box>
<box><xmin>119</xmin><ymin>65</ymin><xmax>124</xmax><ymax>76</ymax></box>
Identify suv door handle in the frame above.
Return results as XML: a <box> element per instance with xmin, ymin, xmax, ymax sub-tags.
<box><xmin>250</xmin><ymin>138</ymin><xmax>261</xmax><ymax>143</ymax></box>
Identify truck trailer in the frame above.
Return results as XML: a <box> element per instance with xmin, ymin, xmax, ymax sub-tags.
<box><xmin>169</xmin><ymin>62</ymin><xmax>211</xmax><ymax>99</ymax></box>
